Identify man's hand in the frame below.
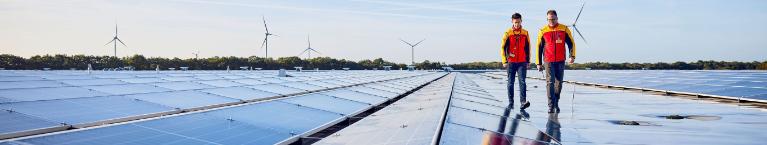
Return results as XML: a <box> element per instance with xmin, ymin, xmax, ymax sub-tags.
<box><xmin>537</xmin><ymin>64</ymin><xmax>543</xmax><ymax>72</ymax></box>
<box><xmin>568</xmin><ymin>57</ymin><xmax>575</xmax><ymax>64</ymax></box>
<box><xmin>503</xmin><ymin>63</ymin><xmax>508</xmax><ymax>68</ymax></box>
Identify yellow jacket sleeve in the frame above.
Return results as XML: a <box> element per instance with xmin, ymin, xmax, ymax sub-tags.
<box><xmin>500</xmin><ymin>29</ymin><xmax>510</xmax><ymax>64</ymax></box>
<box><xmin>535</xmin><ymin>29</ymin><xmax>544</xmax><ymax>65</ymax></box>
<box><xmin>564</xmin><ymin>26</ymin><xmax>576</xmax><ymax>58</ymax></box>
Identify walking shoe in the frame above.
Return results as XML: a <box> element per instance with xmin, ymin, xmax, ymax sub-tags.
<box><xmin>520</xmin><ymin>101</ymin><xmax>531</xmax><ymax>110</ymax></box>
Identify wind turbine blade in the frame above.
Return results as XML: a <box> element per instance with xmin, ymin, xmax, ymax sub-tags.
<box><xmin>298</xmin><ymin>48</ymin><xmax>310</xmax><ymax>56</ymax></box>
<box><xmin>260</xmin><ymin>38</ymin><xmax>268</xmax><ymax>49</ymax></box>
<box><xmin>270</xmin><ymin>34</ymin><xmax>279</xmax><ymax>37</ymax></box>
<box><xmin>573</xmin><ymin>2</ymin><xmax>586</xmax><ymax>25</ymax></box>
<box><xmin>105</xmin><ymin>39</ymin><xmax>116</xmax><ymax>46</ymax></box>
<box><xmin>263</xmin><ymin>16</ymin><xmax>269</xmax><ymax>33</ymax></box>
<box><xmin>413</xmin><ymin>39</ymin><xmax>425</xmax><ymax>46</ymax></box>
<box><xmin>572</xmin><ymin>26</ymin><xmax>589</xmax><ymax>46</ymax></box>
<box><xmin>116</xmin><ymin>38</ymin><xmax>128</xmax><ymax>47</ymax></box>
<box><xmin>400</xmin><ymin>39</ymin><xmax>414</xmax><ymax>46</ymax></box>
<box><xmin>309</xmin><ymin>48</ymin><xmax>321</xmax><ymax>54</ymax></box>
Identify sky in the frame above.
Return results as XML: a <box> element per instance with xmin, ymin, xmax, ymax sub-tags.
<box><xmin>1</xmin><ymin>0</ymin><xmax>766</xmax><ymax>64</ymax></box>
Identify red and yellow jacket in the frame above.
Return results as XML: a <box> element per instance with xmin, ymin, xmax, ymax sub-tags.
<box><xmin>536</xmin><ymin>24</ymin><xmax>576</xmax><ymax>64</ymax></box>
<box><xmin>500</xmin><ymin>27</ymin><xmax>530</xmax><ymax>64</ymax></box>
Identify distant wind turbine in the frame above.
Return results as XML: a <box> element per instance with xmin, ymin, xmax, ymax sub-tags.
<box><xmin>192</xmin><ymin>50</ymin><xmax>199</xmax><ymax>59</ymax></box>
<box><xmin>400</xmin><ymin>38</ymin><xmax>425</xmax><ymax>66</ymax></box>
<box><xmin>567</xmin><ymin>1</ymin><xmax>590</xmax><ymax>110</ymax></box>
<box><xmin>104</xmin><ymin>24</ymin><xmax>127</xmax><ymax>57</ymax></box>
<box><xmin>298</xmin><ymin>34</ymin><xmax>321</xmax><ymax>59</ymax></box>
<box><xmin>260</xmin><ymin>16</ymin><xmax>278</xmax><ymax>58</ymax></box>
<box><xmin>569</xmin><ymin>2</ymin><xmax>589</xmax><ymax>47</ymax></box>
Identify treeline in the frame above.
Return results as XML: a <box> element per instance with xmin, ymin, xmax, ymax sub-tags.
<box><xmin>0</xmin><ymin>54</ymin><xmax>445</xmax><ymax>70</ymax></box>
<box><xmin>1</xmin><ymin>54</ymin><xmax>765</xmax><ymax>70</ymax></box>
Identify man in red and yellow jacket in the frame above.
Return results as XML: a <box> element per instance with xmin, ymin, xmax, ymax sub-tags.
<box><xmin>500</xmin><ymin>13</ymin><xmax>531</xmax><ymax>110</ymax></box>
<box><xmin>536</xmin><ymin>10</ymin><xmax>576</xmax><ymax>113</ymax></box>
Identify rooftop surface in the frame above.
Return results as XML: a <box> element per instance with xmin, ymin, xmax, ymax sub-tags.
<box><xmin>1</xmin><ymin>70</ymin><xmax>765</xmax><ymax>145</ymax></box>
<box><xmin>315</xmin><ymin>72</ymin><xmax>767</xmax><ymax>145</ymax></box>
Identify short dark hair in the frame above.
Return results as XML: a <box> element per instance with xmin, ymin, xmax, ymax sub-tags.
<box><xmin>511</xmin><ymin>13</ymin><xmax>522</xmax><ymax>20</ymax></box>
<box><xmin>547</xmin><ymin>10</ymin><xmax>557</xmax><ymax>16</ymax></box>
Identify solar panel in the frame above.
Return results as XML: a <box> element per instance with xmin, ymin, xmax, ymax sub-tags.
<box><xmin>41</xmin><ymin>75</ymin><xmax>95</xmax><ymax>80</ymax></box>
<box><xmin>123</xmin><ymin>91</ymin><xmax>239</xmax><ymax>109</ymax></box>
<box><xmin>193</xmin><ymin>75</ymin><xmax>224</xmax><ymax>80</ymax></box>
<box><xmin>8</xmin><ymin>114</ymin><xmax>292</xmax><ymax>145</ymax></box>
<box><xmin>375</xmin><ymin>81</ymin><xmax>414</xmax><ymax>91</ymax></box>
<box><xmin>279</xmin><ymin>94</ymin><xmax>370</xmax><ymax>116</ymax></box>
<box><xmin>0</xmin><ymin>76</ymin><xmax>45</xmax><ymax>82</ymax></box>
<box><xmin>247</xmin><ymin>84</ymin><xmax>306</xmax><ymax>95</ymax></box>
<box><xmin>0</xmin><ymin>80</ymin><xmax>65</xmax><ymax>90</ymax></box>
<box><xmin>151</xmin><ymin>81</ymin><xmax>215</xmax><ymax>90</ymax></box>
<box><xmin>319</xmin><ymin>79</ymin><xmax>354</xmax><ymax>86</ymax></box>
<box><xmin>0</xmin><ymin>87</ymin><xmax>110</xmax><ymax>102</ymax></box>
<box><xmin>363</xmin><ymin>84</ymin><xmax>408</xmax><ymax>94</ymax></box>
<box><xmin>346</xmin><ymin>86</ymin><xmax>399</xmax><ymax>99</ymax></box>
<box><xmin>559</xmin><ymin>70</ymin><xmax>767</xmax><ymax>101</ymax></box>
<box><xmin>0</xmin><ymin>96</ymin><xmax>175</xmax><ymax>125</ymax></box>
<box><xmin>58</xmin><ymin>79</ymin><xmax>126</xmax><ymax>86</ymax></box>
<box><xmin>118</xmin><ymin>77</ymin><xmax>167</xmax><ymax>84</ymax></box>
<box><xmin>438</xmin><ymin>122</ymin><xmax>554</xmax><ymax>145</ymax></box>
<box><xmin>231</xmin><ymin>79</ymin><xmax>270</xmax><ymax>85</ymax></box>
<box><xmin>195</xmin><ymin>80</ymin><xmax>243</xmax><ymax>87</ymax></box>
<box><xmin>83</xmin><ymin>84</ymin><xmax>171</xmax><ymax>95</ymax></box>
<box><xmin>303</xmin><ymin>80</ymin><xmax>342</xmax><ymax>88</ymax></box>
<box><xmin>198</xmin><ymin>87</ymin><xmax>279</xmax><ymax>100</ymax></box>
<box><xmin>320</xmin><ymin>89</ymin><xmax>388</xmax><ymax>105</ymax></box>
<box><xmin>0</xmin><ymin>110</ymin><xmax>63</xmax><ymax>136</ymax></box>
<box><xmin>279</xmin><ymin>82</ymin><xmax>325</xmax><ymax>91</ymax></box>
<box><xmin>159</xmin><ymin>76</ymin><xmax>197</xmax><ymax>81</ymax></box>
<box><xmin>207</xmin><ymin>101</ymin><xmax>343</xmax><ymax>135</ymax></box>
<box><xmin>257</xmin><ymin>77</ymin><xmax>288</xmax><ymax>83</ymax></box>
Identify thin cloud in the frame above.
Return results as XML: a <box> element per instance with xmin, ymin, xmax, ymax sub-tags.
<box><xmin>170</xmin><ymin>0</ymin><xmax>492</xmax><ymax>23</ymax></box>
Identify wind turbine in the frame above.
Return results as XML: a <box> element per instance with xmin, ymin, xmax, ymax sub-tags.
<box><xmin>192</xmin><ymin>50</ymin><xmax>199</xmax><ymax>59</ymax></box>
<box><xmin>260</xmin><ymin>16</ymin><xmax>278</xmax><ymax>58</ymax></box>
<box><xmin>569</xmin><ymin>2</ymin><xmax>589</xmax><ymax>46</ymax></box>
<box><xmin>567</xmin><ymin>1</ymin><xmax>590</xmax><ymax>111</ymax></box>
<box><xmin>104</xmin><ymin>24</ymin><xmax>127</xmax><ymax>57</ymax></box>
<box><xmin>400</xmin><ymin>38</ymin><xmax>424</xmax><ymax>66</ymax></box>
<box><xmin>298</xmin><ymin>34</ymin><xmax>321</xmax><ymax>59</ymax></box>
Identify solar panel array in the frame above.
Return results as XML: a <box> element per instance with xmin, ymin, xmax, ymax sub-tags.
<box><xmin>314</xmin><ymin>73</ymin><xmax>561</xmax><ymax>145</ymax></box>
<box><xmin>526</xmin><ymin>70</ymin><xmax>767</xmax><ymax>101</ymax></box>
<box><xmin>314</xmin><ymin>73</ymin><xmax>455</xmax><ymax>145</ymax></box>
<box><xmin>0</xmin><ymin>70</ymin><xmax>446</xmax><ymax>144</ymax></box>
<box><xmin>438</xmin><ymin>74</ymin><xmax>559</xmax><ymax>145</ymax></box>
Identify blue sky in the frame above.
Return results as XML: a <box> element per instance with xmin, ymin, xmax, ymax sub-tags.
<box><xmin>1</xmin><ymin>0</ymin><xmax>765</xmax><ymax>64</ymax></box>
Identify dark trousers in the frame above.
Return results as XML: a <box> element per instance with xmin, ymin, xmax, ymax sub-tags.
<box><xmin>544</xmin><ymin>61</ymin><xmax>565</xmax><ymax>108</ymax></box>
<box><xmin>506</xmin><ymin>62</ymin><xmax>527</xmax><ymax>104</ymax></box>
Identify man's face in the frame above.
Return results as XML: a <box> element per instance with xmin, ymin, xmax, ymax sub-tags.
<box><xmin>547</xmin><ymin>14</ymin><xmax>558</xmax><ymax>26</ymax></box>
<box><xmin>512</xmin><ymin>19</ymin><xmax>522</xmax><ymax>29</ymax></box>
